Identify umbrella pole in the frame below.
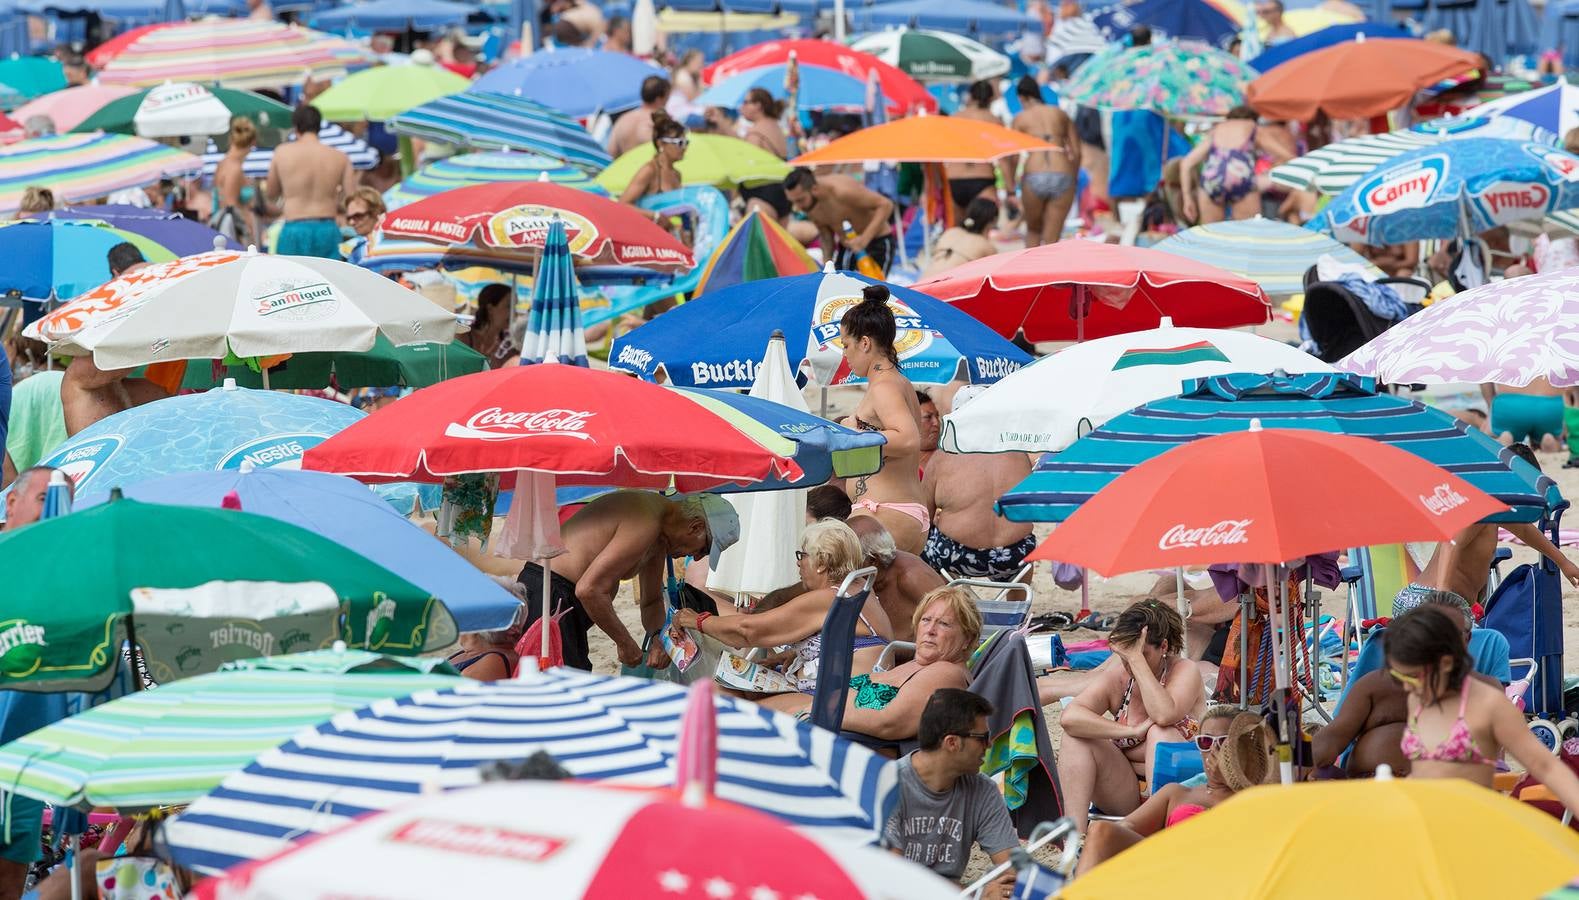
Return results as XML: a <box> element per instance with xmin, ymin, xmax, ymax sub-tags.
<box><xmin>1238</xmin><ymin>588</ymin><xmax>1250</xmax><ymax>710</ymax></box>
<box><xmin>1175</xmin><ymin>566</ymin><xmax>1188</xmax><ymax>657</ymax></box>
<box><xmin>540</xmin><ymin>552</ymin><xmax>552</xmax><ymax>663</ymax></box>
<box><xmin>68</xmin><ymin>834</ymin><xmax>81</xmax><ymax>900</ymax></box>
<box><xmin>1267</xmin><ymin>563</ymin><xmax>1293</xmax><ymax>784</ymax></box>
<box><xmin>261</xmin><ymin>366</ymin><xmax>270</xmax><ymax>390</ymax></box>
<box><xmin>1075</xmin><ymin>283</ymin><xmax>1085</xmax><ymax>344</ymax></box>
<box><xmin>818</xmin><ymin>385</ymin><xmax>828</xmax><ymax>419</ymax></box>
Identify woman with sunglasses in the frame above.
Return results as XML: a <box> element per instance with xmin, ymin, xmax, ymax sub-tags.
<box><xmin>1385</xmin><ymin>607</ymin><xmax>1579</xmax><ymax>815</ymax></box>
<box><xmin>1073</xmin><ymin>706</ymin><xmax>1271</xmax><ymax>876</ymax></box>
<box><xmin>618</xmin><ymin>110</ymin><xmax>688</xmax><ymax>213</ymax></box>
<box><xmin>341</xmin><ymin>186</ymin><xmax>385</xmax><ymax>265</ymax></box>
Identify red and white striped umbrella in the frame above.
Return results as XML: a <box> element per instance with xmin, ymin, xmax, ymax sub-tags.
<box><xmin>191</xmin><ymin>779</ymin><xmax>955</xmax><ymax>900</ymax></box>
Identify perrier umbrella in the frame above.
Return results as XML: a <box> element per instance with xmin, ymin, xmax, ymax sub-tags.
<box><xmin>0</xmin><ymin>495</ymin><xmax>457</xmax><ymax>693</ymax></box>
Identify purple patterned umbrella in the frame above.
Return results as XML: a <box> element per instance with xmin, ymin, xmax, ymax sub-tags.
<box><xmin>1338</xmin><ymin>269</ymin><xmax>1579</xmax><ymax>386</ymax></box>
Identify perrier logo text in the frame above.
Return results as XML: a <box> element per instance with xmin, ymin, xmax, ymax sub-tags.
<box><xmin>0</xmin><ymin>621</ymin><xmax>48</xmax><ymax>677</ymax></box>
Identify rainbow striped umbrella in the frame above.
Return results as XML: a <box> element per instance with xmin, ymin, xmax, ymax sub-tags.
<box><xmin>97</xmin><ymin>19</ymin><xmax>370</xmax><ymax>90</ymax></box>
<box><xmin>696</xmin><ymin>208</ymin><xmax>817</xmax><ymax>296</ymax></box>
<box><xmin>383</xmin><ymin>151</ymin><xmax>603</xmax><ymax>211</ymax></box>
<box><xmin>0</xmin><ymin>133</ymin><xmax>201</xmax><ymax>216</ymax></box>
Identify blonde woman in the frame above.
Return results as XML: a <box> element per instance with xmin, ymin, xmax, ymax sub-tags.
<box><xmin>211</xmin><ymin>115</ymin><xmax>260</xmax><ymax>247</ymax></box>
<box><xmin>16</xmin><ymin>185</ymin><xmax>52</xmax><ymax>218</ymax></box>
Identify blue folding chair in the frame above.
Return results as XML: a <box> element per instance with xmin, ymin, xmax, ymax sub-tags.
<box><xmin>807</xmin><ymin>567</ymin><xmax>879</xmax><ymax>734</ymax></box>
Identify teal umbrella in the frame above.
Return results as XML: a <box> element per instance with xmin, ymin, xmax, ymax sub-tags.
<box><xmin>0</xmin><ymin>57</ymin><xmax>66</xmax><ymax>102</ymax></box>
<box><xmin>383</xmin><ymin>151</ymin><xmax>603</xmax><ymax>211</ymax></box>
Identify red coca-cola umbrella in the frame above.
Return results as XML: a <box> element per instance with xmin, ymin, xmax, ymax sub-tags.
<box><xmin>379</xmin><ymin>182</ymin><xmax>696</xmax><ymax>272</ymax></box>
<box><xmin>703</xmin><ymin>39</ymin><xmax>936</xmax><ymax>115</ymax></box>
<box><xmin>910</xmin><ymin>241</ymin><xmax>1270</xmax><ymax>342</ymax></box>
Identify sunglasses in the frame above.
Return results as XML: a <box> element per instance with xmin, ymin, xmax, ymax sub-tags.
<box><xmin>1194</xmin><ymin>733</ymin><xmax>1227</xmax><ymax>752</ymax></box>
<box><xmin>660</xmin><ymin>137</ymin><xmax>690</xmax><ymax>147</ymax></box>
<box><xmin>346</xmin><ymin>211</ymin><xmax>372</xmax><ymax>222</ymax></box>
<box><xmin>794</xmin><ymin>550</ymin><xmax>808</xmax><ymax>561</ymax></box>
<box><xmin>954</xmin><ymin>730</ymin><xmax>990</xmax><ymax>743</ymax></box>
<box><xmin>1388</xmin><ymin>668</ymin><xmax>1423</xmax><ymax>688</ymax></box>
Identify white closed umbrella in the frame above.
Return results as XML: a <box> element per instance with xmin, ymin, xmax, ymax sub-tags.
<box><xmin>632</xmin><ymin>0</ymin><xmax>658</xmax><ymax>58</ymax></box>
<box><xmin>940</xmin><ymin>318</ymin><xmax>1333</xmax><ymax>454</ymax></box>
<box><xmin>707</xmin><ymin>330</ymin><xmax>805</xmax><ymax>604</ymax></box>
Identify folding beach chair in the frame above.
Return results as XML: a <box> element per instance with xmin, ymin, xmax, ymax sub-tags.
<box><xmin>807</xmin><ymin>567</ymin><xmax>879</xmax><ymax>734</ymax></box>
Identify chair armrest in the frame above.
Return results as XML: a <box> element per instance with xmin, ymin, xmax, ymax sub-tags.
<box><xmin>875</xmin><ymin>641</ymin><xmax>916</xmax><ymax>672</ymax></box>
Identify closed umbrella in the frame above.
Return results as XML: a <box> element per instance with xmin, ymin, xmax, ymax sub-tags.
<box><xmin>519</xmin><ymin>217</ymin><xmax>589</xmax><ymax>368</ymax></box>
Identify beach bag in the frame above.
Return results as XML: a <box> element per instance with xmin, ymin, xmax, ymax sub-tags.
<box><xmin>98</xmin><ymin>855</ymin><xmax>183</xmax><ymax>900</ymax></box>
<box><xmin>1483</xmin><ymin>559</ymin><xmax>1564</xmax><ymax>717</ymax></box>
<box><xmin>515</xmin><ymin>607</ymin><xmax>567</xmax><ymax>672</ymax></box>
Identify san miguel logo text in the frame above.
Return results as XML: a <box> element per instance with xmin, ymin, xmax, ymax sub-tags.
<box><xmin>1420</xmin><ymin>484</ymin><xmax>1468</xmax><ymax>516</ymax></box>
<box><xmin>1158</xmin><ymin>519</ymin><xmax>1252</xmax><ymax>551</ymax></box>
<box><xmin>444</xmin><ymin>408</ymin><xmax>597</xmax><ymax>441</ymax></box>
<box><xmin>256</xmin><ymin>282</ymin><xmax>336</xmax><ymax>316</ymax></box>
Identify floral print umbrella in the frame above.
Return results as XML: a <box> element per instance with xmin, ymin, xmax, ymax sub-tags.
<box><xmin>1060</xmin><ymin>41</ymin><xmax>1253</xmax><ymax>120</ymax></box>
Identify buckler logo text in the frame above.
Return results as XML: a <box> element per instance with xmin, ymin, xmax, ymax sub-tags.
<box><xmin>1420</xmin><ymin>483</ymin><xmax>1468</xmax><ymax>516</ymax></box>
<box><xmin>444</xmin><ymin>407</ymin><xmax>596</xmax><ymax>441</ymax></box>
<box><xmin>614</xmin><ymin>345</ymin><xmax>653</xmax><ymax>370</ymax></box>
<box><xmin>1158</xmin><ymin>519</ymin><xmax>1252</xmax><ymax>551</ymax></box>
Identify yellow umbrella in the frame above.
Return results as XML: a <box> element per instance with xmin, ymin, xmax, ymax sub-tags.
<box><xmin>1211</xmin><ymin>0</ymin><xmax>1362</xmax><ymax>37</ymax></box>
<box><xmin>657</xmin><ymin>9</ymin><xmax>799</xmax><ymax>32</ymax></box>
<box><xmin>595</xmin><ymin>133</ymin><xmax>789</xmax><ymax>194</ymax></box>
<box><xmin>1063</xmin><ymin>776</ymin><xmax>1579</xmax><ymax>899</ymax></box>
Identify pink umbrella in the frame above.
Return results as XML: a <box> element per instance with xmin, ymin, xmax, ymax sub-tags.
<box><xmin>11</xmin><ymin>84</ymin><xmax>138</xmax><ymax>133</ymax></box>
<box><xmin>676</xmin><ymin>680</ymin><xmax>718</xmax><ymax>803</ymax></box>
<box><xmin>1338</xmin><ymin>268</ymin><xmax>1579</xmax><ymax>386</ymax></box>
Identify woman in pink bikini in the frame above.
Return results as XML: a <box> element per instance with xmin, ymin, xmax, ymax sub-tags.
<box><xmin>1073</xmin><ymin>706</ymin><xmax>1271</xmax><ymax>876</ymax></box>
<box><xmin>1385</xmin><ymin>606</ymin><xmax>1579</xmax><ymax>817</ymax></box>
<box><xmin>839</xmin><ymin>285</ymin><xmax>930</xmax><ymax>555</ymax></box>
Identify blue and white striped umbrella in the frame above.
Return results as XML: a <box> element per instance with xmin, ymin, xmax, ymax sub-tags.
<box><xmin>40</xmin><ymin>469</ymin><xmax>72</xmax><ymax>519</ymax></box>
<box><xmin>997</xmin><ymin>372</ymin><xmax>1562</xmax><ymax>525</ymax></box>
<box><xmin>201</xmin><ymin>124</ymin><xmax>378</xmax><ymax>179</ymax></box>
<box><xmin>1150</xmin><ymin>217</ymin><xmax>1382</xmax><ymax>297</ymax></box>
<box><xmin>518</xmin><ymin>216</ymin><xmax>588</xmax><ymax>368</ymax></box>
<box><xmin>161</xmin><ymin>670</ymin><xmax>898</xmax><ymax>875</ymax></box>
<box><xmin>388</xmin><ymin>91</ymin><xmax>611</xmax><ymax>174</ymax></box>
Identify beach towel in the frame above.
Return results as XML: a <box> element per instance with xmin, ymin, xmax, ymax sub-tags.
<box><xmin>970</xmin><ymin>632</ymin><xmax>1063</xmax><ymax>836</ymax></box>
<box><xmin>1108</xmin><ymin>111</ymin><xmax>1189</xmax><ymax>199</ymax></box>
<box><xmin>1213</xmin><ymin>574</ymin><xmax>1312</xmax><ymax>709</ymax></box>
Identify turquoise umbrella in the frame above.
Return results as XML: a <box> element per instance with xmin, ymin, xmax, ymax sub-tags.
<box><xmin>383</xmin><ymin>151</ymin><xmax>603</xmax><ymax>211</ymax></box>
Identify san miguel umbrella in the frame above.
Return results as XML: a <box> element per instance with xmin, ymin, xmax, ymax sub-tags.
<box><xmin>0</xmin><ymin>496</ymin><xmax>458</xmax><ymax>693</ymax></box>
<box><xmin>1246</xmin><ymin>37</ymin><xmax>1481</xmax><ymax>121</ymax></box>
<box><xmin>847</xmin><ymin>29</ymin><xmax>1009</xmax><ymax>84</ymax></box>
<box><xmin>999</xmin><ymin>372</ymin><xmax>1559</xmax><ymax>525</ymax></box>
<box><xmin>1150</xmin><ymin>217</ymin><xmax>1382</xmax><ymax>297</ymax></box>
<box><xmin>388</xmin><ymin>91</ymin><xmax>611</xmax><ymax>174</ymax></box>
<box><xmin>704</xmin><ymin>38</ymin><xmax>936</xmax><ymax>115</ymax></box>
<box><xmin>163</xmin><ymin>670</ymin><xmax>905</xmax><ymax>876</ymax></box>
<box><xmin>1337</xmin><ymin>267</ymin><xmax>1579</xmax><ymax>388</ymax></box>
<box><xmin>386</xmin><ymin>152</ymin><xmax>604</xmax><ymax>211</ymax></box>
<box><xmin>71</xmin><ymin>81</ymin><xmax>293</xmax><ymax>137</ymax></box>
<box><xmin>1310</xmin><ymin>139</ymin><xmax>1579</xmax><ymax>245</ymax></box>
<box><xmin>0</xmin><ymin>650</ymin><xmax>462</xmax><ymax>813</ymax></box>
<box><xmin>910</xmin><ymin>240</ymin><xmax>1271</xmax><ymax>342</ymax></box>
<box><xmin>0</xmin><ymin>133</ymin><xmax>201</xmax><ymax>216</ymax></box>
<box><xmin>595</xmin><ymin>134</ymin><xmax>788</xmax><ymax>195</ymax></box>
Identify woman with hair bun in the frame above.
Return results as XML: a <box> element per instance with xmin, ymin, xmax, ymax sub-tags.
<box><xmin>618</xmin><ymin>109</ymin><xmax>688</xmax><ymax>211</ymax></box>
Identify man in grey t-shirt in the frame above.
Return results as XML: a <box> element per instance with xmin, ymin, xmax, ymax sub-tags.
<box><xmin>884</xmin><ymin>689</ymin><xmax>1019</xmax><ymax>895</ymax></box>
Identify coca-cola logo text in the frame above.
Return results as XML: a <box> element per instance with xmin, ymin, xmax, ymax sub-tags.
<box><xmin>1420</xmin><ymin>483</ymin><xmax>1468</xmax><ymax>516</ymax></box>
<box><xmin>443</xmin><ymin>407</ymin><xmax>597</xmax><ymax>442</ymax></box>
<box><xmin>1158</xmin><ymin>519</ymin><xmax>1252</xmax><ymax>551</ymax></box>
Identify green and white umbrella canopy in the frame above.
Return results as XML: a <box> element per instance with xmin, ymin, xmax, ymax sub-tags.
<box><xmin>848</xmin><ymin>29</ymin><xmax>1009</xmax><ymax>83</ymax></box>
<box><xmin>0</xmin><ymin>649</ymin><xmax>462</xmax><ymax>812</ymax></box>
<box><xmin>72</xmin><ymin>81</ymin><xmax>293</xmax><ymax>138</ymax></box>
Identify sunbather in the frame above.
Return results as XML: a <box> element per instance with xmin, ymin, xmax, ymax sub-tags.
<box><xmin>764</xmin><ymin>585</ymin><xmax>977</xmax><ymax>734</ymax></box>
<box><xmin>1073</xmin><ymin>706</ymin><xmax>1271</xmax><ymax>876</ymax></box>
<box><xmin>847</xmin><ymin>516</ymin><xmax>944</xmax><ymax>642</ymax></box>
<box><xmin>1056</xmin><ymin>600</ymin><xmax>1206</xmax><ymax>831</ymax></box>
<box><xmin>672</xmin><ymin>519</ymin><xmax>893</xmax><ymax>694</ymax></box>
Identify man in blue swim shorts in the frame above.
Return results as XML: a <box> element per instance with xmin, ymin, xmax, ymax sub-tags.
<box><xmin>1487</xmin><ymin>381</ymin><xmax>1566</xmax><ymax>451</ymax></box>
<box><xmin>265</xmin><ymin>103</ymin><xmax>355</xmax><ymax>260</ymax></box>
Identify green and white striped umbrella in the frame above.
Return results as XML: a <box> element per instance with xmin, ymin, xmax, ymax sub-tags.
<box><xmin>847</xmin><ymin>29</ymin><xmax>1009</xmax><ymax>83</ymax></box>
<box><xmin>0</xmin><ymin>649</ymin><xmax>462</xmax><ymax>813</ymax></box>
<box><xmin>72</xmin><ymin>81</ymin><xmax>293</xmax><ymax>138</ymax></box>
<box><xmin>1269</xmin><ymin>115</ymin><xmax>1544</xmax><ymax>194</ymax></box>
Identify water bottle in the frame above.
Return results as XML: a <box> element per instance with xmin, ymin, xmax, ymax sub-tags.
<box><xmin>841</xmin><ymin>219</ymin><xmax>883</xmax><ymax>279</ymax></box>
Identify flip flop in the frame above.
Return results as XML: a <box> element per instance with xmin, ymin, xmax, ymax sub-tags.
<box><xmin>1028</xmin><ymin>611</ymin><xmax>1075</xmax><ymax>633</ymax></box>
<box><xmin>1072</xmin><ymin>611</ymin><xmax>1116</xmax><ymax>632</ymax></box>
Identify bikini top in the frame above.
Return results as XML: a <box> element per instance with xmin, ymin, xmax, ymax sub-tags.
<box><xmin>1165</xmin><ymin>803</ymin><xmax>1207</xmax><ymax>828</ymax></box>
<box><xmin>1401</xmin><ymin>677</ymin><xmax>1490</xmax><ymax>766</ymax></box>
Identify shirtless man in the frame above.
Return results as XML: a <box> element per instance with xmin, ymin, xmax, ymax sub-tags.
<box><xmin>1398</xmin><ymin>445</ymin><xmax>1579</xmax><ymax>613</ymax></box>
<box><xmin>920</xmin><ymin>387</ymin><xmax>1034</xmax><ymax>583</ymax></box>
<box><xmin>266</xmin><ymin>103</ymin><xmax>355</xmax><ymax>260</ymax></box>
<box><xmin>838</xmin><ymin>286</ymin><xmax>928</xmax><ymax>554</ymax></box>
<box><xmin>782</xmin><ymin>168</ymin><xmax>896</xmax><ymax>275</ymax></box>
<box><xmin>916</xmin><ymin>391</ymin><xmax>940</xmax><ymax>474</ymax></box>
<box><xmin>847</xmin><ymin>516</ymin><xmax>944</xmax><ymax>643</ymax></box>
<box><xmin>517</xmin><ymin>491</ymin><xmax>739</xmax><ymax>671</ymax></box>
<box><xmin>1484</xmin><ymin>377</ymin><xmax>1567</xmax><ymax>452</ymax></box>
<box><xmin>1009</xmin><ymin>75</ymin><xmax>1079</xmax><ymax>246</ymax></box>
<box><xmin>606</xmin><ymin>76</ymin><xmax>672</xmax><ymax>158</ymax></box>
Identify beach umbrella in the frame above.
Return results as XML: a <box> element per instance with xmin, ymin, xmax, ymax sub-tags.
<box><xmin>939</xmin><ymin>320</ymin><xmax>1331</xmax><ymax>454</ymax></box>
<box><xmin>1337</xmin><ymin>267</ymin><xmax>1579</xmax><ymax>389</ymax></box>
<box><xmin>27</xmin><ymin>249</ymin><xmax>458</xmax><ymax>371</ymax></box>
<box><xmin>594</xmin><ymin>134</ymin><xmax>788</xmax><ymax>194</ymax></box>
<box><xmin>309</xmin><ymin>0</ymin><xmax>496</xmax><ymax>31</ymax></box>
<box><xmin>1247</xmin><ymin>22</ymin><xmax>1413</xmax><ymax>73</ymax></box>
<box><xmin>0</xmin><ymin>496</ymin><xmax>457</xmax><ymax>692</ymax></box>
<box><xmin>850</xmin><ymin>0</ymin><xmax>1034</xmax><ymax>35</ymax></box>
<box><xmin>389</xmin><ymin>91</ymin><xmax>610</xmax><ymax>174</ymax></box>
<box><xmin>472</xmin><ymin>48</ymin><xmax>667</xmax><ymax>118</ymax></box>
<box><xmin>790</xmin><ymin>113</ymin><xmax>1055</xmax><ymax>166</ymax></box>
<box><xmin>911</xmin><ymin>240</ymin><xmax>1270</xmax><ymax>342</ymax></box>
<box><xmin>1472</xmin><ymin>81</ymin><xmax>1579</xmax><ymax>142</ymax></box>
<box><xmin>309</xmin><ymin>60</ymin><xmax>471</xmax><ymax>122</ymax></box>
<box><xmin>0</xmin><ymin>57</ymin><xmax>65</xmax><ymax>101</ymax></box>
<box><xmin>163</xmin><ymin>670</ymin><xmax>902</xmax><ymax>875</ymax></box>
<box><xmin>694</xmin><ymin>208</ymin><xmax>818</xmax><ymax>295</ymax></box>
<box><xmin>380</xmin><ymin>182</ymin><xmax>695</xmax><ymax>271</ymax></box>
<box><xmin>1268</xmin><ymin>114</ymin><xmax>1547</xmax><ymax>196</ymax></box>
<box><xmin>171</xmin><ymin>334</ymin><xmax>489</xmax><ymax>391</ymax></box>
<box><xmin>84</xmin><ymin>22</ymin><xmax>172</xmax><ymax>68</ymax></box>
<box><xmin>44</xmin><ymin>204</ymin><xmax>228</xmax><ymax>256</ymax></box>
<box><xmin>999</xmin><ymin>371</ymin><xmax>1559</xmax><ymax>525</ymax></box>
<box><xmin>1064</xmin><ymin>775</ymin><xmax>1579</xmax><ymax>899</ymax></box>
<box><xmin>672</xmin><ymin>385</ymin><xmax>885</xmax><ymax>492</ymax></box>
<box><xmin>519</xmin><ymin>217</ymin><xmax>588</xmax><ymax>367</ymax></box>
<box><xmin>97</xmin><ymin>19</ymin><xmax>368</xmax><ymax>90</ymax></box>
<box><xmin>1061</xmin><ymin>41</ymin><xmax>1252</xmax><ymax>119</ymax></box>
<box><xmin>71</xmin><ymin>81</ymin><xmax>292</xmax><ymax>138</ymax></box>
<box><xmin>385</xmin><ymin>151</ymin><xmax>603</xmax><ymax>210</ymax></box>
<box><xmin>706</xmin><ymin>39</ymin><xmax>935</xmax><ymax>115</ymax></box>
<box><xmin>0</xmin><ymin>650</ymin><xmax>462</xmax><ymax>813</ymax></box>
<box><xmin>1310</xmin><ymin>139</ymin><xmax>1579</xmax><ymax>245</ymax></box>
<box><xmin>1149</xmin><ymin>217</ymin><xmax>1382</xmax><ymax>297</ymax></box>
<box><xmin>186</xmin><ymin>778</ymin><xmax>950</xmax><ymax>899</ymax></box>
<box><xmin>1089</xmin><ymin>0</ymin><xmax>1238</xmax><ymax>49</ymax></box>
<box><xmin>0</xmin><ymin>218</ymin><xmax>176</xmax><ymax>301</ymax></box>
<box><xmin>610</xmin><ymin>267</ymin><xmax>1031</xmax><ymax>390</ymax></box>
<box><xmin>1246</xmin><ymin>37</ymin><xmax>1481</xmax><ymax>121</ymax></box>
<box><xmin>76</xmin><ymin>467</ymin><xmax>523</xmax><ymax>633</ymax></box>
<box><xmin>201</xmin><ymin>123</ymin><xmax>379</xmax><ymax>180</ymax></box>
<box><xmin>696</xmin><ymin>64</ymin><xmax>891</xmax><ymax>111</ymax></box>
<box><xmin>848</xmin><ymin>29</ymin><xmax>1008</xmax><ymax>84</ymax></box>
<box><xmin>10</xmin><ymin>83</ymin><xmax>138</xmax><ymax>132</ymax></box>
<box><xmin>0</xmin><ymin>133</ymin><xmax>200</xmax><ymax>216</ymax></box>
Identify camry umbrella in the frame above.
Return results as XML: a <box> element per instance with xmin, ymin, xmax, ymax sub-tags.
<box><xmin>1246</xmin><ymin>37</ymin><xmax>1481</xmax><ymax>121</ymax></box>
<box><xmin>910</xmin><ymin>240</ymin><xmax>1271</xmax><ymax>342</ymax></box>
<box><xmin>1268</xmin><ymin>115</ymin><xmax>1546</xmax><ymax>196</ymax></box>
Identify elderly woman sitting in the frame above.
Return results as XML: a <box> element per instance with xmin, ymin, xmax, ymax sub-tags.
<box><xmin>446</xmin><ymin>576</ymin><xmax>528</xmax><ymax>680</ymax></box>
<box><xmin>764</xmin><ymin>585</ymin><xmax>978</xmax><ymax>738</ymax></box>
<box><xmin>672</xmin><ymin>519</ymin><xmax>893</xmax><ymax>692</ymax></box>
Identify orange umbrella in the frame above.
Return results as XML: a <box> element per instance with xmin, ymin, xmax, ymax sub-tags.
<box><xmin>1245</xmin><ymin>37</ymin><xmax>1480</xmax><ymax>121</ymax></box>
<box><xmin>790</xmin><ymin>114</ymin><xmax>1056</xmax><ymax>165</ymax></box>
